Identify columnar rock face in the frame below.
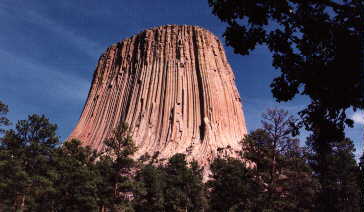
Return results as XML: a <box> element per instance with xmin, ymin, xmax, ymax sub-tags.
<box><xmin>69</xmin><ymin>25</ymin><xmax>247</xmax><ymax>168</ymax></box>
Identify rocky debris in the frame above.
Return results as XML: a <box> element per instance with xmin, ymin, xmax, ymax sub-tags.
<box><xmin>69</xmin><ymin>25</ymin><xmax>248</xmax><ymax>172</ymax></box>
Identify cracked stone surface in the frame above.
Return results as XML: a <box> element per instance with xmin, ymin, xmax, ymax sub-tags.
<box><xmin>69</xmin><ymin>25</ymin><xmax>248</xmax><ymax>170</ymax></box>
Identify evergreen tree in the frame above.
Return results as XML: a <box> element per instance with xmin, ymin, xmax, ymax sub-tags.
<box><xmin>208</xmin><ymin>3</ymin><xmax>363</xmax><ymax>209</ymax></box>
<box><xmin>241</xmin><ymin>109</ymin><xmax>318</xmax><ymax>211</ymax></box>
<box><xmin>163</xmin><ymin>154</ymin><xmax>206</xmax><ymax>212</ymax></box>
<box><xmin>206</xmin><ymin>109</ymin><xmax>317</xmax><ymax>211</ymax></box>
<box><xmin>207</xmin><ymin>157</ymin><xmax>263</xmax><ymax>211</ymax></box>
<box><xmin>0</xmin><ymin>114</ymin><xmax>59</xmax><ymax>211</ymax></box>
<box><xmin>52</xmin><ymin>139</ymin><xmax>100</xmax><ymax>211</ymax></box>
<box><xmin>278</xmin><ymin>143</ymin><xmax>319</xmax><ymax>211</ymax></box>
<box><xmin>133</xmin><ymin>163</ymin><xmax>166</xmax><ymax>212</ymax></box>
<box><xmin>134</xmin><ymin>154</ymin><xmax>206</xmax><ymax>212</ymax></box>
<box><xmin>306</xmin><ymin>137</ymin><xmax>361</xmax><ymax>211</ymax></box>
<box><xmin>96</xmin><ymin>123</ymin><xmax>138</xmax><ymax>211</ymax></box>
<box><xmin>0</xmin><ymin>100</ymin><xmax>11</xmax><ymax>134</ymax></box>
<box><xmin>208</xmin><ymin>0</ymin><xmax>363</xmax><ymax>143</ymax></box>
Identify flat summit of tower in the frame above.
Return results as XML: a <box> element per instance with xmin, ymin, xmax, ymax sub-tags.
<box><xmin>119</xmin><ymin>25</ymin><xmax>218</xmax><ymax>42</ymax></box>
<box><xmin>69</xmin><ymin>25</ymin><xmax>247</xmax><ymax>174</ymax></box>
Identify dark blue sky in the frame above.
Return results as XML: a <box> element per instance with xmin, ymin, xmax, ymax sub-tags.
<box><xmin>0</xmin><ymin>0</ymin><xmax>362</xmax><ymax>158</ymax></box>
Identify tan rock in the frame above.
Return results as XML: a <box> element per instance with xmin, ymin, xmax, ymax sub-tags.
<box><xmin>69</xmin><ymin>25</ymin><xmax>248</xmax><ymax>173</ymax></box>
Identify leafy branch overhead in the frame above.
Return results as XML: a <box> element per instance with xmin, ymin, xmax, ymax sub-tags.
<box><xmin>208</xmin><ymin>0</ymin><xmax>363</xmax><ymax>137</ymax></box>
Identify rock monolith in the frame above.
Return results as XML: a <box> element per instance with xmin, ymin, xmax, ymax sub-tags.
<box><xmin>69</xmin><ymin>25</ymin><xmax>247</xmax><ymax>169</ymax></box>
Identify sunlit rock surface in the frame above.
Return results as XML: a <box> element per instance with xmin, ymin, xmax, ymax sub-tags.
<box><xmin>69</xmin><ymin>25</ymin><xmax>248</xmax><ymax>170</ymax></box>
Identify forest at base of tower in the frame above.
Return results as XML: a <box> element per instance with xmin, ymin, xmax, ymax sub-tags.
<box><xmin>0</xmin><ymin>101</ymin><xmax>362</xmax><ymax>212</ymax></box>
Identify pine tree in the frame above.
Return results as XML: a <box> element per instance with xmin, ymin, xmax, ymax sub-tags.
<box><xmin>52</xmin><ymin>139</ymin><xmax>100</xmax><ymax>211</ymax></box>
<box><xmin>241</xmin><ymin>109</ymin><xmax>318</xmax><ymax>211</ymax></box>
<box><xmin>208</xmin><ymin>0</ymin><xmax>363</xmax><ymax>145</ymax></box>
<box><xmin>279</xmin><ymin>143</ymin><xmax>319</xmax><ymax>211</ymax></box>
<box><xmin>134</xmin><ymin>153</ymin><xmax>206</xmax><ymax>212</ymax></box>
<box><xmin>163</xmin><ymin>154</ymin><xmax>206</xmax><ymax>212</ymax></box>
<box><xmin>0</xmin><ymin>114</ymin><xmax>59</xmax><ymax>211</ymax></box>
<box><xmin>133</xmin><ymin>163</ymin><xmax>166</xmax><ymax>212</ymax></box>
<box><xmin>96</xmin><ymin>123</ymin><xmax>137</xmax><ymax>211</ymax></box>
<box><xmin>208</xmin><ymin>4</ymin><xmax>363</xmax><ymax>209</ymax></box>
<box><xmin>0</xmin><ymin>100</ymin><xmax>11</xmax><ymax>134</ymax></box>
<box><xmin>306</xmin><ymin>137</ymin><xmax>361</xmax><ymax>211</ymax></box>
<box><xmin>207</xmin><ymin>157</ymin><xmax>263</xmax><ymax>211</ymax></box>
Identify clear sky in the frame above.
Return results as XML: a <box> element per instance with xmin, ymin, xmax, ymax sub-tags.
<box><xmin>0</xmin><ymin>0</ymin><xmax>362</xmax><ymax>158</ymax></box>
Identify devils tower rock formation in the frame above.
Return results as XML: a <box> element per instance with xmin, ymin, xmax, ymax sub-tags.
<box><xmin>69</xmin><ymin>25</ymin><xmax>247</xmax><ymax>168</ymax></box>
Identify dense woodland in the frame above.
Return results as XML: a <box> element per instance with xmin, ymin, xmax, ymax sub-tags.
<box><xmin>206</xmin><ymin>0</ymin><xmax>364</xmax><ymax>211</ymax></box>
<box><xmin>1</xmin><ymin>0</ymin><xmax>363</xmax><ymax>211</ymax></box>
<box><xmin>0</xmin><ymin>101</ymin><xmax>362</xmax><ymax>211</ymax></box>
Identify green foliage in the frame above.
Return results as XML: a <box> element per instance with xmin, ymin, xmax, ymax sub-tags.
<box><xmin>0</xmin><ymin>103</ymin><xmax>360</xmax><ymax>211</ymax></box>
<box><xmin>0</xmin><ymin>114</ymin><xmax>60</xmax><ymax>211</ymax></box>
<box><xmin>134</xmin><ymin>164</ymin><xmax>166</xmax><ymax>211</ymax></box>
<box><xmin>134</xmin><ymin>154</ymin><xmax>206</xmax><ymax>212</ymax></box>
<box><xmin>207</xmin><ymin>157</ymin><xmax>263</xmax><ymax>211</ymax></box>
<box><xmin>0</xmin><ymin>116</ymin><xmax>139</xmax><ymax>211</ymax></box>
<box><xmin>240</xmin><ymin>109</ymin><xmax>318</xmax><ymax>211</ymax></box>
<box><xmin>208</xmin><ymin>0</ymin><xmax>363</xmax><ymax>129</ymax></box>
<box><xmin>306</xmin><ymin>137</ymin><xmax>361</xmax><ymax>211</ymax></box>
<box><xmin>208</xmin><ymin>4</ymin><xmax>363</xmax><ymax>209</ymax></box>
<box><xmin>51</xmin><ymin>139</ymin><xmax>101</xmax><ymax>211</ymax></box>
<box><xmin>163</xmin><ymin>154</ymin><xmax>206</xmax><ymax>212</ymax></box>
<box><xmin>0</xmin><ymin>100</ymin><xmax>11</xmax><ymax>134</ymax></box>
<box><xmin>96</xmin><ymin>123</ymin><xmax>138</xmax><ymax>211</ymax></box>
<box><xmin>104</xmin><ymin>123</ymin><xmax>137</xmax><ymax>159</ymax></box>
<box><xmin>279</xmin><ymin>145</ymin><xmax>319</xmax><ymax>211</ymax></box>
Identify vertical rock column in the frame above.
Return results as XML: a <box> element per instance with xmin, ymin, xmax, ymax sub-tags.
<box><xmin>69</xmin><ymin>25</ymin><xmax>248</xmax><ymax>168</ymax></box>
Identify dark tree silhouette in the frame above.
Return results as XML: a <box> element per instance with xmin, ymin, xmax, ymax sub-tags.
<box><xmin>208</xmin><ymin>3</ymin><xmax>363</xmax><ymax>209</ymax></box>
<box><xmin>0</xmin><ymin>100</ymin><xmax>11</xmax><ymax>134</ymax></box>
<box><xmin>360</xmin><ymin>153</ymin><xmax>364</xmax><ymax>211</ymax></box>
<box><xmin>0</xmin><ymin>114</ymin><xmax>60</xmax><ymax>211</ymax></box>
<box><xmin>52</xmin><ymin>140</ymin><xmax>100</xmax><ymax>211</ymax></box>
<box><xmin>242</xmin><ymin>109</ymin><xmax>318</xmax><ymax>211</ymax></box>
<box><xmin>134</xmin><ymin>154</ymin><xmax>206</xmax><ymax>212</ymax></box>
<box><xmin>306</xmin><ymin>137</ymin><xmax>361</xmax><ymax>211</ymax></box>
<box><xmin>207</xmin><ymin>156</ymin><xmax>267</xmax><ymax>211</ymax></box>
<box><xmin>208</xmin><ymin>0</ymin><xmax>363</xmax><ymax>146</ymax></box>
<box><xmin>96</xmin><ymin>123</ymin><xmax>138</xmax><ymax>211</ymax></box>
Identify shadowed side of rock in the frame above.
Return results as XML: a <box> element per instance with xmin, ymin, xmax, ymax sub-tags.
<box><xmin>69</xmin><ymin>25</ymin><xmax>247</xmax><ymax>170</ymax></box>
